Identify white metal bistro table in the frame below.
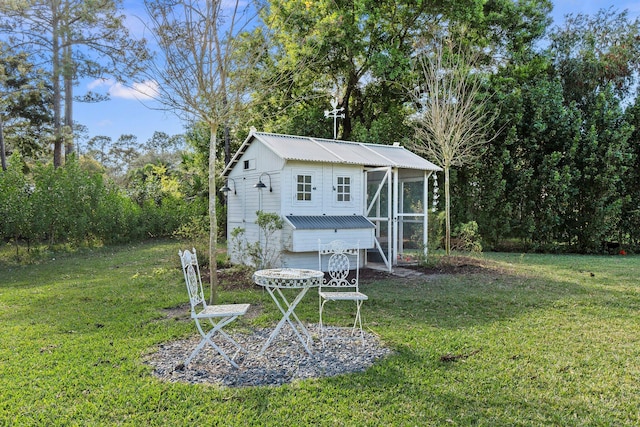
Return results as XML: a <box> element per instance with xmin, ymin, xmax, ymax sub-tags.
<box><xmin>253</xmin><ymin>268</ymin><xmax>324</xmax><ymax>355</ymax></box>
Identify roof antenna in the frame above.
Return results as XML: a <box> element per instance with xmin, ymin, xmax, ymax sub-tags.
<box><xmin>324</xmin><ymin>97</ymin><xmax>345</xmax><ymax>139</ymax></box>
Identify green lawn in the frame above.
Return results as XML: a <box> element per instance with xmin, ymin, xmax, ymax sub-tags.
<box><xmin>1</xmin><ymin>241</ymin><xmax>639</xmax><ymax>426</ymax></box>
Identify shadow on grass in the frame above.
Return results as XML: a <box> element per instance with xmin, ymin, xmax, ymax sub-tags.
<box><xmin>359</xmin><ymin>260</ymin><xmax>589</xmax><ymax>330</ymax></box>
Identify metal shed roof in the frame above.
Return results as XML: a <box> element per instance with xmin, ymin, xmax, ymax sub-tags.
<box><xmin>285</xmin><ymin>215</ymin><xmax>375</xmax><ymax>230</ymax></box>
<box><xmin>222</xmin><ymin>132</ymin><xmax>442</xmax><ymax>176</ymax></box>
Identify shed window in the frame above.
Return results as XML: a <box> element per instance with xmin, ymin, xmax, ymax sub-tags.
<box><xmin>243</xmin><ymin>159</ymin><xmax>256</xmax><ymax>170</ymax></box>
<box><xmin>296</xmin><ymin>174</ymin><xmax>312</xmax><ymax>201</ymax></box>
<box><xmin>336</xmin><ymin>176</ymin><xmax>351</xmax><ymax>202</ymax></box>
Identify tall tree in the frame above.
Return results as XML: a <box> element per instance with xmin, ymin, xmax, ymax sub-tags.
<box><xmin>143</xmin><ymin>0</ymin><xmax>270</xmax><ymax>303</ymax></box>
<box><xmin>85</xmin><ymin>135</ymin><xmax>111</xmax><ymax>166</ymax></box>
<box><xmin>255</xmin><ymin>0</ymin><xmax>551</xmax><ymax>144</ymax></box>
<box><xmin>0</xmin><ymin>0</ymin><xmax>146</xmax><ymax>166</ymax></box>
<box><xmin>550</xmin><ymin>8</ymin><xmax>640</xmax><ymax>109</ymax></box>
<box><xmin>107</xmin><ymin>133</ymin><xmax>139</xmax><ymax>183</ymax></box>
<box><xmin>0</xmin><ymin>42</ymin><xmax>52</xmax><ymax>169</ymax></box>
<box><xmin>482</xmin><ymin>68</ymin><xmax>581</xmax><ymax>249</ymax></box>
<box><xmin>548</xmin><ymin>8</ymin><xmax>639</xmax><ymax>252</ymax></box>
<box><xmin>409</xmin><ymin>32</ymin><xmax>498</xmax><ymax>255</ymax></box>
<box><xmin>622</xmin><ymin>93</ymin><xmax>640</xmax><ymax>248</ymax></box>
<box><xmin>259</xmin><ymin>0</ymin><xmax>440</xmax><ymax>141</ymax></box>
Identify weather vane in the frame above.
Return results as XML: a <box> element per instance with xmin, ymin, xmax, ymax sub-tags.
<box><xmin>324</xmin><ymin>97</ymin><xmax>345</xmax><ymax>139</ymax></box>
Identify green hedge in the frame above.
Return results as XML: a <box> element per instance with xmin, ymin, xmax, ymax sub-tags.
<box><xmin>0</xmin><ymin>154</ymin><xmax>205</xmax><ymax>250</ymax></box>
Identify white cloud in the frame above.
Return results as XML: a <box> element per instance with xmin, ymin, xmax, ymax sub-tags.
<box><xmin>110</xmin><ymin>81</ymin><xmax>160</xmax><ymax>100</ymax></box>
<box><xmin>87</xmin><ymin>78</ymin><xmax>112</xmax><ymax>90</ymax></box>
<box><xmin>86</xmin><ymin>78</ymin><xmax>159</xmax><ymax>101</ymax></box>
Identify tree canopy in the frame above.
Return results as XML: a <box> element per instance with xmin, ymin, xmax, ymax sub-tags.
<box><xmin>0</xmin><ymin>0</ymin><xmax>146</xmax><ymax>166</ymax></box>
<box><xmin>2</xmin><ymin>1</ymin><xmax>640</xmax><ymax>254</ymax></box>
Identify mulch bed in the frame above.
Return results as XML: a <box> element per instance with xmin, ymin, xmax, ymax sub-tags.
<box><xmin>212</xmin><ymin>255</ymin><xmax>494</xmax><ymax>291</ymax></box>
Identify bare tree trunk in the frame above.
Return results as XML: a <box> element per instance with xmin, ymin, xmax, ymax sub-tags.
<box><xmin>64</xmin><ymin>42</ymin><xmax>74</xmax><ymax>158</ymax></box>
<box><xmin>341</xmin><ymin>72</ymin><xmax>360</xmax><ymax>141</ymax></box>
<box><xmin>223</xmin><ymin>95</ymin><xmax>230</xmax><ymax>166</ymax></box>
<box><xmin>52</xmin><ymin>9</ymin><xmax>63</xmax><ymax>168</ymax></box>
<box><xmin>224</xmin><ymin>125</ymin><xmax>230</xmax><ymax>165</ymax></box>
<box><xmin>410</xmin><ymin>35</ymin><xmax>498</xmax><ymax>257</ymax></box>
<box><xmin>208</xmin><ymin>124</ymin><xmax>219</xmax><ymax>305</ymax></box>
<box><xmin>444</xmin><ymin>166</ymin><xmax>451</xmax><ymax>256</ymax></box>
<box><xmin>0</xmin><ymin>114</ymin><xmax>6</xmax><ymax>171</ymax></box>
<box><xmin>144</xmin><ymin>0</ymin><xmax>267</xmax><ymax>303</ymax></box>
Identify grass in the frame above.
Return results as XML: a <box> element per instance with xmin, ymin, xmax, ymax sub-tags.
<box><xmin>1</xmin><ymin>241</ymin><xmax>640</xmax><ymax>425</ymax></box>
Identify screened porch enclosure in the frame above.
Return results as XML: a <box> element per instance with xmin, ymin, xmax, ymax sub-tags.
<box><xmin>364</xmin><ymin>167</ymin><xmax>437</xmax><ymax>271</ymax></box>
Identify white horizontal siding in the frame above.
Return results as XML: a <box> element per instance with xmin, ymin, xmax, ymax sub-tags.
<box><xmin>281</xmin><ymin>250</ymin><xmax>365</xmax><ymax>271</ymax></box>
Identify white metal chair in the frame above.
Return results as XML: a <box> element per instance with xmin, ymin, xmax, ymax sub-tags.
<box><xmin>179</xmin><ymin>248</ymin><xmax>250</xmax><ymax>368</ymax></box>
<box><xmin>318</xmin><ymin>240</ymin><xmax>368</xmax><ymax>347</ymax></box>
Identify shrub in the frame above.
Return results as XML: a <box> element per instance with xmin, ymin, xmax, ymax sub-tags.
<box><xmin>451</xmin><ymin>221</ymin><xmax>483</xmax><ymax>252</ymax></box>
<box><xmin>2</xmin><ymin>155</ymin><xmax>206</xmax><ymax>249</ymax></box>
<box><xmin>0</xmin><ymin>153</ymin><xmax>33</xmax><ymax>255</ymax></box>
<box><xmin>229</xmin><ymin>211</ymin><xmax>283</xmax><ymax>269</ymax></box>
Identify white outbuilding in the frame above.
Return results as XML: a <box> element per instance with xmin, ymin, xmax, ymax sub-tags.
<box><xmin>221</xmin><ymin>131</ymin><xmax>442</xmax><ymax>271</ymax></box>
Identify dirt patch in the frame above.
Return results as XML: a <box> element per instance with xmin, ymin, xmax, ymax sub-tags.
<box><xmin>359</xmin><ymin>256</ymin><xmax>500</xmax><ymax>281</ymax></box>
<box><xmin>163</xmin><ymin>304</ymin><xmax>191</xmax><ymax>321</ymax></box>
<box><xmin>197</xmin><ymin>267</ymin><xmax>255</xmax><ymax>291</ymax></box>
<box><xmin>402</xmin><ymin>256</ymin><xmax>497</xmax><ymax>276</ymax></box>
<box><xmin>194</xmin><ymin>255</ymin><xmax>497</xmax><ymax>291</ymax></box>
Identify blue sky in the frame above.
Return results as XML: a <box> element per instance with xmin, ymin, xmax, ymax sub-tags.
<box><xmin>73</xmin><ymin>0</ymin><xmax>186</xmax><ymax>148</ymax></box>
<box><xmin>551</xmin><ymin>0</ymin><xmax>640</xmax><ymax>23</ymax></box>
<box><xmin>73</xmin><ymin>1</ymin><xmax>640</xmax><ymax>147</ymax></box>
<box><xmin>73</xmin><ymin>79</ymin><xmax>186</xmax><ymax>147</ymax></box>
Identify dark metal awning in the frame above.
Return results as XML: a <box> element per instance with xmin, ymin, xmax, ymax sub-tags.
<box><xmin>285</xmin><ymin>215</ymin><xmax>375</xmax><ymax>230</ymax></box>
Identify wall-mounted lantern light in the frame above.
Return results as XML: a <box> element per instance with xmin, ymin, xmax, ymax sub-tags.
<box><xmin>254</xmin><ymin>172</ymin><xmax>272</xmax><ymax>192</ymax></box>
<box><xmin>220</xmin><ymin>177</ymin><xmax>236</xmax><ymax>195</ymax></box>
